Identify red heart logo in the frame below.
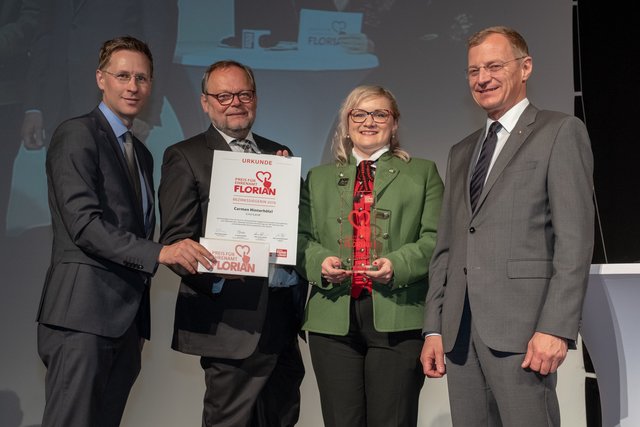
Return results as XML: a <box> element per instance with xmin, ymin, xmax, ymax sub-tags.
<box><xmin>256</xmin><ymin>171</ymin><xmax>272</xmax><ymax>183</ymax></box>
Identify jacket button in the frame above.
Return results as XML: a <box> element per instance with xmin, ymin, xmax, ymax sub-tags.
<box><xmin>469</xmin><ymin>227</ymin><xmax>475</xmax><ymax>233</ymax></box>
<box><xmin>382</xmin><ymin>233</ymin><xmax>390</xmax><ymax>239</ymax></box>
<box><xmin>337</xmin><ymin>217</ymin><xmax>342</xmax><ymax>224</ymax></box>
<box><xmin>463</xmin><ymin>267</ymin><xmax>467</xmax><ymax>275</ymax></box>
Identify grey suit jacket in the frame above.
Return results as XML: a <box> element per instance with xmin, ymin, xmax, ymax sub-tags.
<box><xmin>424</xmin><ymin>104</ymin><xmax>594</xmax><ymax>353</ymax></box>
<box><xmin>37</xmin><ymin>107</ymin><xmax>162</xmax><ymax>339</ymax></box>
<box><xmin>159</xmin><ymin>125</ymin><xmax>305</xmax><ymax>359</ymax></box>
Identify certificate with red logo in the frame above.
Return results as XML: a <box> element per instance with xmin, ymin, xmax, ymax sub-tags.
<box><xmin>202</xmin><ymin>150</ymin><xmax>302</xmax><ymax>269</ymax></box>
<box><xmin>197</xmin><ymin>239</ymin><xmax>270</xmax><ymax>277</ymax></box>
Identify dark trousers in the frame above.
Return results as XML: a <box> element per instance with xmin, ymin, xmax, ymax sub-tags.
<box><xmin>200</xmin><ymin>288</ymin><xmax>305</xmax><ymax>427</ymax></box>
<box><xmin>37</xmin><ymin>322</ymin><xmax>142</xmax><ymax>427</ymax></box>
<box><xmin>309</xmin><ymin>294</ymin><xmax>425</xmax><ymax>427</ymax></box>
<box><xmin>446</xmin><ymin>293</ymin><xmax>560</xmax><ymax>427</ymax></box>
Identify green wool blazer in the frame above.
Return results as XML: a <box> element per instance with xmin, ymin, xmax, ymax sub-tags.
<box><xmin>298</xmin><ymin>152</ymin><xmax>443</xmax><ymax>335</ymax></box>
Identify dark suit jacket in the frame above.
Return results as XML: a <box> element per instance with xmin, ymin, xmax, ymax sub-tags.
<box><xmin>37</xmin><ymin>107</ymin><xmax>162</xmax><ymax>339</ymax></box>
<box><xmin>424</xmin><ymin>104</ymin><xmax>594</xmax><ymax>353</ymax></box>
<box><xmin>159</xmin><ymin>125</ymin><xmax>303</xmax><ymax>359</ymax></box>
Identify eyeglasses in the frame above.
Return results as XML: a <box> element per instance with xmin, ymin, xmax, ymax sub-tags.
<box><xmin>203</xmin><ymin>90</ymin><xmax>255</xmax><ymax>106</ymax></box>
<box><xmin>465</xmin><ymin>56</ymin><xmax>527</xmax><ymax>79</ymax></box>
<box><xmin>102</xmin><ymin>70</ymin><xmax>151</xmax><ymax>85</ymax></box>
<box><xmin>349</xmin><ymin>109</ymin><xmax>392</xmax><ymax>123</ymax></box>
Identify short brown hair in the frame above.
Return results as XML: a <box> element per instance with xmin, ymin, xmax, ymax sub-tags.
<box><xmin>97</xmin><ymin>36</ymin><xmax>154</xmax><ymax>78</ymax></box>
<box><xmin>200</xmin><ymin>60</ymin><xmax>256</xmax><ymax>94</ymax></box>
<box><xmin>468</xmin><ymin>26</ymin><xmax>529</xmax><ymax>58</ymax></box>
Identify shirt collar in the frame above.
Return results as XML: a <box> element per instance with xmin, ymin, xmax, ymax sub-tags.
<box><xmin>99</xmin><ymin>102</ymin><xmax>129</xmax><ymax>139</ymax></box>
<box><xmin>352</xmin><ymin>145</ymin><xmax>390</xmax><ymax>166</ymax></box>
<box><xmin>486</xmin><ymin>98</ymin><xmax>530</xmax><ymax>135</ymax></box>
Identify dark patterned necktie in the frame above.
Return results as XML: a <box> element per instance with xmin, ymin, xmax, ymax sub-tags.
<box><xmin>123</xmin><ymin>131</ymin><xmax>142</xmax><ymax>208</ymax></box>
<box><xmin>469</xmin><ymin>121</ymin><xmax>501</xmax><ymax>211</ymax></box>
<box><xmin>233</xmin><ymin>139</ymin><xmax>254</xmax><ymax>153</ymax></box>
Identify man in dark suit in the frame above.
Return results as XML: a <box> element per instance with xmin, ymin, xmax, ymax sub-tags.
<box><xmin>159</xmin><ymin>60</ymin><xmax>305</xmax><ymax>427</ymax></box>
<box><xmin>37</xmin><ymin>36</ymin><xmax>215</xmax><ymax>427</ymax></box>
<box><xmin>420</xmin><ymin>26</ymin><xmax>594</xmax><ymax>426</ymax></box>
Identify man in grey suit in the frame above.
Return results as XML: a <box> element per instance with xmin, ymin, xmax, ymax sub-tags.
<box><xmin>37</xmin><ymin>36</ymin><xmax>215</xmax><ymax>427</ymax></box>
<box><xmin>420</xmin><ymin>26</ymin><xmax>594</xmax><ymax>426</ymax></box>
<box><xmin>159</xmin><ymin>60</ymin><xmax>305</xmax><ymax>427</ymax></box>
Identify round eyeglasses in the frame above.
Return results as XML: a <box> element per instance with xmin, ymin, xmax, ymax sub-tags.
<box><xmin>204</xmin><ymin>90</ymin><xmax>255</xmax><ymax>106</ymax></box>
<box><xmin>349</xmin><ymin>109</ymin><xmax>392</xmax><ymax>123</ymax></box>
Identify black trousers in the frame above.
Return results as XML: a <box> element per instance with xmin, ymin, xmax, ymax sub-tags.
<box><xmin>200</xmin><ymin>288</ymin><xmax>305</xmax><ymax>427</ymax></box>
<box><xmin>37</xmin><ymin>322</ymin><xmax>142</xmax><ymax>427</ymax></box>
<box><xmin>309</xmin><ymin>294</ymin><xmax>425</xmax><ymax>427</ymax></box>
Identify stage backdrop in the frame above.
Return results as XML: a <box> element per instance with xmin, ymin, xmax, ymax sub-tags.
<box><xmin>0</xmin><ymin>1</ymin><xmax>584</xmax><ymax>426</ymax></box>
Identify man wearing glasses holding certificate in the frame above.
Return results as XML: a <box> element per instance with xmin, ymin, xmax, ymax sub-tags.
<box><xmin>159</xmin><ymin>60</ymin><xmax>305</xmax><ymax>427</ymax></box>
<box><xmin>37</xmin><ymin>36</ymin><xmax>215</xmax><ymax>427</ymax></box>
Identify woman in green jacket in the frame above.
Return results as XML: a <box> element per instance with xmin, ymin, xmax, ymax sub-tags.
<box><xmin>298</xmin><ymin>85</ymin><xmax>444</xmax><ymax>426</ymax></box>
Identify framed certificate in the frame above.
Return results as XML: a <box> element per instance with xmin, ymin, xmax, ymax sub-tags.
<box><xmin>204</xmin><ymin>150</ymin><xmax>301</xmax><ymax>266</ymax></box>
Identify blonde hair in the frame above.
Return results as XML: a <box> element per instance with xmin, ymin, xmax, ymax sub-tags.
<box><xmin>331</xmin><ymin>85</ymin><xmax>410</xmax><ymax>165</ymax></box>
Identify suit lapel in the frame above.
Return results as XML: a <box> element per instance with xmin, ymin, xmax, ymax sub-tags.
<box><xmin>336</xmin><ymin>154</ymin><xmax>401</xmax><ymax>205</ymax></box>
<box><xmin>201</xmin><ymin>126</ymin><xmax>231</xmax><ymax>219</ymax></box>
<box><xmin>93</xmin><ymin>109</ymin><xmax>128</xmax><ymax>179</ymax></box>
<box><xmin>373</xmin><ymin>154</ymin><xmax>400</xmax><ymax>201</ymax></box>
<box><xmin>462</xmin><ymin>130</ymin><xmax>484</xmax><ymax>214</ymax></box>
<box><xmin>204</xmin><ymin>125</ymin><xmax>233</xmax><ymax>152</ymax></box>
<box><xmin>472</xmin><ymin>105</ymin><xmax>538</xmax><ymax>216</ymax></box>
<box><xmin>336</xmin><ymin>161</ymin><xmax>357</xmax><ymax>208</ymax></box>
<box><xmin>93</xmin><ymin>108</ymin><xmax>146</xmax><ymax>233</ymax></box>
<box><xmin>254</xmin><ymin>135</ymin><xmax>275</xmax><ymax>154</ymax></box>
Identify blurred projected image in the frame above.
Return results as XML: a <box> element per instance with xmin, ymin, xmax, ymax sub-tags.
<box><xmin>219</xmin><ymin>0</ymin><xmax>474</xmax><ymax>55</ymax></box>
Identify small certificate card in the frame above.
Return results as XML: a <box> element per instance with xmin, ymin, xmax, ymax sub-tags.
<box><xmin>198</xmin><ymin>238</ymin><xmax>270</xmax><ymax>277</ymax></box>
<box><xmin>205</xmin><ymin>150</ymin><xmax>301</xmax><ymax>265</ymax></box>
